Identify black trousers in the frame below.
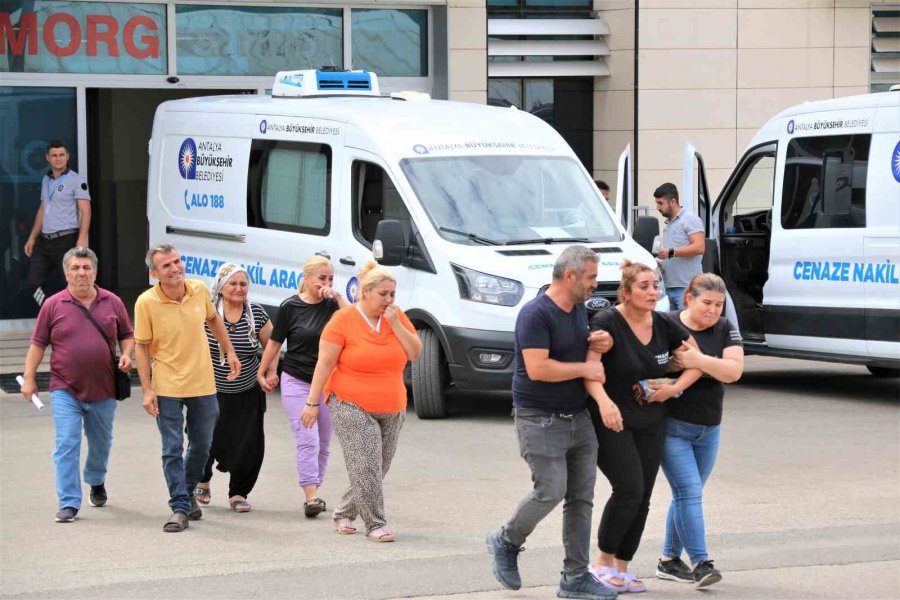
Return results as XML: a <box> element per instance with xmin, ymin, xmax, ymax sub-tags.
<box><xmin>26</xmin><ymin>232</ymin><xmax>77</xmax><ymax>290</ymax></box>
<box><xmin>201</xmin><ymin>384</ymin><xmax>266</xmax><ymax>498</ymax></box>
<box><xmin>590</xmin><ymin>404</ymin><xmax>666</xmax><ymax>562</ymax></box>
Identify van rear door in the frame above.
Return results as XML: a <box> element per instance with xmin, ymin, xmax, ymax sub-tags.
<box><xmin>764</xmin><ymin>110</ymin><xmax>875</xmax><ymax>358</ymax></box>
<box><xmin>862</xmin><ymin>108</ymin><xmax>900</xmax><ymax>363</ymax></box>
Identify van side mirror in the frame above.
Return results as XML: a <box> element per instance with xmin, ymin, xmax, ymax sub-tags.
<box><xmin>632</xmin><ymin>216</ymin><xmax>660</xmax><ymax>254</ymax></box>
<box><xmin>373</xmin><ymin>220</ymin><xmax>406</xmax><ymax>266</ymax></box>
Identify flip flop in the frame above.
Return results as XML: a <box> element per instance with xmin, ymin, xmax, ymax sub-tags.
<box><xmin>619</xmin><ymin>572</ymin><xmax>647</xmax><ymax>593</ymax></box>
<box><xmin>193</xmin><ymin>486</ymin><xmax>211</xmax><ymax>505</ymax></box>
<box><xmin>588</xmin><ymin>566</ymin><xmax>627</xmax><ymax>593</ymax></box>
<box><xmin>229</xmin><ymin>499</ymin><xmax>251</xmax><ymax>513</ymax></box>
<box><xmin>365</xmin><ymin>527</ymin><xmax>395</xmax><ymax>543</ymax></box>
<box><xmin>333</xmin><ymin>517</ymin><xmax>357</xmax><ymax>534</ymax></box>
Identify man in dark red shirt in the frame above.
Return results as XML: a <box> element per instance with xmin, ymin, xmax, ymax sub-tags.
<box><xmin>20</xmin><ymin>247</ymin><xmax>134</xmax><ymax>523</ymax></box>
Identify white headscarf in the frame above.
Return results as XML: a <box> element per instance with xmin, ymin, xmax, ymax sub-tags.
<box><xmin>210</xmin><ymin>262</ymin><xmax>257</xmax><ymax>364</ymax></box>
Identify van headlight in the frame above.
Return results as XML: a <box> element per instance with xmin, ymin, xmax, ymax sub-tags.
<box><xmin>655</xmin><ymin>268</ymin><xmax>667</xmax><ymax>298</ymax></box>
<box><xmin>452</xmin><ymin>264</ymin><xmax>524</xmax><ymax>307</ymax></box>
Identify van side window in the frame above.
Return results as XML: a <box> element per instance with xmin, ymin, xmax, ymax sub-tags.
<box><xmin>781</xmin><ymin>135</ymin><xmax>869</xmax><ymax>230</ymax></box>
<box><xmin>247</xmin><ymin>140</ymin><xmax>331</xmax><ymax>235</ymax></box>
<box><xmin>352</xmin><ymin>161</ymin><xmax>412</xmax><ymax>246</ymax></box>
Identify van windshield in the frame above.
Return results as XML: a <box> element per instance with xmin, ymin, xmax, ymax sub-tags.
<box><xmin>399</xmin><ymin>155</ymin><xmax>622</xmax><ymax>245</ymax></box>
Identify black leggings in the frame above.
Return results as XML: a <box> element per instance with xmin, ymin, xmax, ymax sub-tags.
<box><xmin>591</xmin><ymin>408</ymin><xmax>666</xmax><ymax>562</ymax></box>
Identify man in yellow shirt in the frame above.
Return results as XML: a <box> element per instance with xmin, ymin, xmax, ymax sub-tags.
<box><xmin>135</xmin><ymin>243</ymin><xmax>240</xmax><ymax>533</ymax></box>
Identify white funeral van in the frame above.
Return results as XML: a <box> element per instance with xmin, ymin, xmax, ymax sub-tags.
<box><xmin>651</xmin><ymin>90</ymin><xmax>899</xmax><ymax>377</ymax></box>
<box><xmin>146</xmin><ymin>69</ymin><xmax>667</xmax><ymax>419</ymax></box>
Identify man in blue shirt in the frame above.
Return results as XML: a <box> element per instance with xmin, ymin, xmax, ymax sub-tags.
<box><xmin>486</xmin><ymin>245</ymin><xmax>617</xmax><ymax>600</ymax></box>
<box><xmin>24</xmin><ymin>140</ymin><xmax>91</xmax><ymax>306</ymax></box>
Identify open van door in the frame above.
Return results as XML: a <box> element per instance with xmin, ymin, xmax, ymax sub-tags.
<box><xmin>682</xmin><ymin>143</ymin><xmax>712</xmax><ymax>238</ymax></box>
<box><xmin>683</xmin><ymin>142</ymin><xmax>741</xmax><ymax>328</ymax></box>
<box><xmin>614</xmin><ymin>144</ymin><xmax>633</xmax><ymax>232</ymax></box>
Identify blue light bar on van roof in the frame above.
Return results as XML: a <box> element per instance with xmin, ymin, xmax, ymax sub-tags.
<box><xmin>272</xmin><ymin>69</ymin><xmax>381</xmax><ymax>97</ymax></box>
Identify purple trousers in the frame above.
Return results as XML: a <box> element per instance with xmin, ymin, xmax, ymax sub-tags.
<box><xmin>280</xmin><ymin>372</ymin><xmax>332</xmax><ymax>488</ymax></box>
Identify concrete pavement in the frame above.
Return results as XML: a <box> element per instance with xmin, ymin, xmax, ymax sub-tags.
<box><xmin>1</xmin><ymin>356</ymin><xmax>898</xmax><ymax>599</ymax></box>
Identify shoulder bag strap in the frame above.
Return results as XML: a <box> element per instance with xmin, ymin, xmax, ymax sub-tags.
<box><xmin>74</xmin><ymin>303</ymin><xmax>118</xmax><ymax>364</ymax></box>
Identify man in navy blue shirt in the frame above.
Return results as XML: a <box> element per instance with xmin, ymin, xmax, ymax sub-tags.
<box><xmin>486</xmin><ymin>245</ymin><xmax>617</xmax><ymax>600</ymax></box>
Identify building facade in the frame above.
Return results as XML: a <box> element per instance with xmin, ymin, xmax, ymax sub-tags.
<box><xmin>1</xmin><ymin>0</ymin><xmax>897</xmax><ymax>322</ymax></box>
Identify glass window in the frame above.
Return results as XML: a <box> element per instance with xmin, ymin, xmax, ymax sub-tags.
<box><xmin>400</xmin><ymin>155</ymin><xmax>619</xmax><ymax>245</ymax></box>
<box><xmin>488</xmin><ymin>79</ymin><xmax>522</xmax><ymax>108</ymax></box>
<box><xmin>351</xmin><ymin>9</ymin><xmax>428</xmax><ymax>77</ymax></box>
<box><xmin>0</xmin><ymin>1</ymin><xmax>166</xmax><ymax>74</ymax></box>
<box><xmin>247</xmin><ymin>140</ymin><xmax>330</xmax><ymax>235</ymax></box>
<box><xmin>781</xmin><ymin>135</ymin><xmax>869</xmax><ymax>230</ymax></box>
<box><xmin>525</xmin><ymin>79</ymin><xmax>553</xmax><ymax>125</ymax></box>
<box><xmin>353</xmin><ymin>161</ymin><xmax>413</xmax><ymax>246</ymax></box>
<box><xmin>0</xmin><ymin>86</ymin><xmax>76</xmax><ymax>318</ymax></box>
<box><xmin>175</xmin><ymin>5</ymin><xmax>341</xmax><ymax>76</ymax></box>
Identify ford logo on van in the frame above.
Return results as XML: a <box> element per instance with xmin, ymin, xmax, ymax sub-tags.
<box><xmin>585</xmin><ymin>297</ymin><xmax>611</xmax><ymax>311</ymax></box>
<box><xmin>178</xmin><ymin>138</ymin><xmax>197</xmax><ymax>180</ymax></box>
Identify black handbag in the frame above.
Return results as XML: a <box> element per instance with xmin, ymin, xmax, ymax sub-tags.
<box><xmin>75</xmin><ymin>304</ymin><xmax>131</xmax><ymax>400</ymax></box>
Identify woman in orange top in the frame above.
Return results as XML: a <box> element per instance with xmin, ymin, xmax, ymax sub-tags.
<box><xmin>302</xmin><ymin>261</ymin><xmax>421</xmax><ymax>542</ymax></box>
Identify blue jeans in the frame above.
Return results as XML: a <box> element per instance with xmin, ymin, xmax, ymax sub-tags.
<box><xmin>503</xmin><ymin>409</ymin><xmax>598</xmax><ymax>576</ymax></box>
<box><xmin>156</xmin><ymin>394</ymin><xmax>219</xmax><ymax>514</ymax></box>
<box><xmin>50</xmin><ymin>390</ymin><xmax>117</xmax><ymax>510</ymax></box>
<box><xmin>660</xmin><ymin>418</ymin><xmax>720</xmax><ymax>564</ymax></box>
<box><xmin>667</xmin><ymin>287</ymin><xmax>686</xmax><ymax>310</ymax></box>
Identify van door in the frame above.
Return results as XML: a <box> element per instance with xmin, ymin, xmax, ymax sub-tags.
<box><xmin>862</xmin><ymin>125</ymin><xmax>900</xmax><ymax>364</ymax></box>
<box><xmin>710</xmin><ymin>143</ymin><xmax>777</xmax><ymax>339</ymax></box>
<box><xmin>765</xmin><ymin>127</ymin><xmax>872</xmax><ymax>357</ymax></box>
<box><xmin>681</xmin><ymin>143</ymin><xmax>711</xmax><ymax>235</ymax></box>
<box><xmin>615</xmin><ymin>144</ymin><xmax>633</xmax><ymax>232</ymax></box>
<box><xmin>337</xmin><ymin>151</ymin><xmax>416</xmax><ymax>304</ymax></box>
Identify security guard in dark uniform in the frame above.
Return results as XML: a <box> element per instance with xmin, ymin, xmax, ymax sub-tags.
<box><xmin>24</xmin><ymin>140</ymin><xmax>91</xmax><ymax>306</ymax></box>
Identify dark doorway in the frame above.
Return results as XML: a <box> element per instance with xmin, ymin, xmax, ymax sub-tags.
<box><xmin>86</xmin><ymin>88</ymin><xmax>251</xmax><ymax>311</ymax></box>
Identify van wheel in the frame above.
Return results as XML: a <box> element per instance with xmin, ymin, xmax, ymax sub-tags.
<box><xmin>412</xmin><ymin>328</ymin><xmax>449</xmax><ymax>419</ymax></box>
<box><xmin>867</xmin><ymin>366</ymin><xmax>900</xmax><ymax>378</ymax></box>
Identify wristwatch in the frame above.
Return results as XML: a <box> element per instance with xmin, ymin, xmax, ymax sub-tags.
<box><xmin>668</xmin><ymin>248</ymin><xmax>675</xmax><ymax>259</ymax></box>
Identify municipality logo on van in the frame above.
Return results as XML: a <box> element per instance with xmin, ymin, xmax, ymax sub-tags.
<box><xmin>178</xmin><ymin>138</ymin><xmax>197</xmax><ymax>180</ymax></box>
<box><xmin>787</xmin><ymin>120</ymin><xmax>795</xmax><ymax>134</ymax></box>
<box><xmin>892</xmin><ymin>140</ymin><xmax>900</xmax><ymax>183</ymax></box>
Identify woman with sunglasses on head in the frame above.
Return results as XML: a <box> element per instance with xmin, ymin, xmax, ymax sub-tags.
<box><xmin>257</xmin><ymin>255</ymin><xmax>348</xmax><ymax>518</ymax></box>
<box><xmin>195</xmin><ymin>263</ymin><xmax>272</xmax><ymax>513</ymax></box>
<box><xmin>584</xmin><ymin>260</ymin><xmax>702</xmax><ymax>593</ymax></box>
<box><xmin>654</xmin><ymin>273</ymin><xmax>744</xmax><ymax>589</ymax></box>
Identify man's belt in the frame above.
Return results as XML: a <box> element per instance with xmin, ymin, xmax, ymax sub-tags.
<box><xmin>512</xmin><ymin>407</ymin><xmax>586</xmax><ymax>420</ymax></box>
<box><xmin>41</xmin><ymin>229</ymin><xmax>78</xmax><ymax>240</ymax></box>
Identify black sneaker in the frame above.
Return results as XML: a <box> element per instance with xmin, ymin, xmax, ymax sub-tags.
<box><xmin>693</xmin><ymin>560</ymin><xmax>722</xmax><ymax>588</ymax></box>
<box><xmin>485</xmin><ymin>530</ymin><xmax>523</xmax><ymax>590</ymax></box>
<box><xmin>89</xmin><ymin>483</ymin><xmax>107</xmax><ymax>507</ymax></box>
<box><xmin>188</xmin><ymin>496</ymin><xmax>203</xmax><ymax>520</ymax></box>
<box><xmin>55</xmin><ymin>507</ymin><xmax>78</xmax><ymax>523</ymax></box>
<box><xmin>557</xmin><ymin>571</ymin><xmax>618</xmax><ymax>599</ymax></box>
<box><xmin>656</xmin><ymin>557</ymin><xmax>694</xmax><ymax>583</ymax></box>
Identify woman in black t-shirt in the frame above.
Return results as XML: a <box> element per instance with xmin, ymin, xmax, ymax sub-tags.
<box><xmin>655</xmin><ymin>274</ymin><xmax>744</xmax><ymax>589</ymax></box>
<box><xmin>257</xmin><ymin>256</ymin><xmax>348</xmax><ymax>518</ymax></box>
<box><xmin>585</xmin><ymin>261</ymin><xmax>701</xmax><ymax>594</ymax></box>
